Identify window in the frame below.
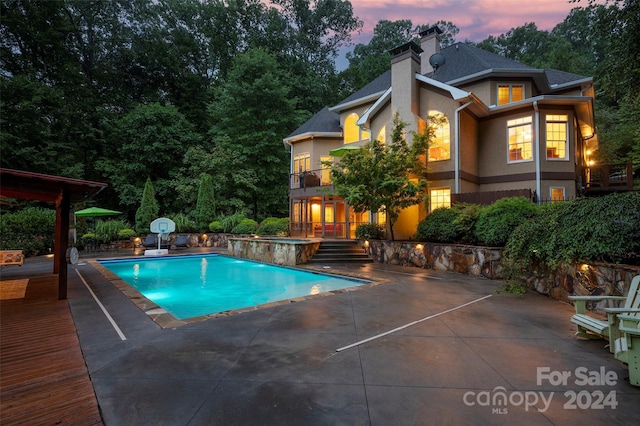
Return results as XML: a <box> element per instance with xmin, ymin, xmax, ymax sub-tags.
<box><xmin>498</xmin><ymin>84</ymin><xmax>524</xmax><ymax>105</ymax></box>
<box><xmin>430</xmin><ymin>188</ymin><xmax>451</xmax><ymax>211</ymax></box>
<box><xmin>546</xmin><ymin>115</ymin><xmax>568</xmax><ymax>160</ymax></box>
<box><xmin>294</xmin><ymin>152</ymin><xmax>310</xmax><ymax>174</ymax></box>
<box><xmin>344</xmin><ymin>113</ymin><xmax>370</xmax><ymax>144</ymax></box>
<box><xmin>293</xmin><ymin>152</ymin><xmax>310</xmax><ymax>186</ymax></box>
<box><xmin>427</xmin><ymin>111</ymin><xmax>450</xmax><ymax>161</ymax></box>
<box><xmin>376</xmin><ymin>126</ymin><xmax>386</xmax><ymax>144</ymax></box>
<box><xmin>550</xmin><ymin>187</ymin><xmax>565</xmax><ymax>202</ymax></box>
<box><xmin>320</xmin><ymin>156</ymin><xmax>332</xmax><ymax>185</ymax></box>
<box><xmin>507</xmin><ymin>116</ymin><xmax>533</xmax><ymax>162</ymax></box>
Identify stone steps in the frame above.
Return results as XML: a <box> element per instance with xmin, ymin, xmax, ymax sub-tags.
<box><xmin>307</xmin><ymin>240</ymin><xmax>372</xmax><ymax>264</ymax></box>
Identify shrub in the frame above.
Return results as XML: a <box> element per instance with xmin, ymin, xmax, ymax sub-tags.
<box><xmin>474</xmin><ymin>196</ymin><xmax>538</xmax><ymax>247</ymax></box>
<box><xmin>230</xmin><ymin>218</ymin><xmax>258</xmax><ymax>234</ymax></box>
<box><xmin>416</xmin><ymin>207</ymin><xmax>463</xmax><ymax>243</ymax></box>
<box><xmin>169</xmin><ymin>213</ymin><xmax>198</xmax><ymax>233</ymax></box>
<box><xmin>355</xmin><ymin>223</ymin><xmax>385</xmax><ymax>240</ymax></box>
<box><xmin>257</xmin><ymin>217</ymin><xmax>289</xmax><ymax>236</ymax></box>
<box><xmin>504</xmin><ymin>192</ymin><xmax>640</xmax><ymax>270</ymax></box>
<box><xmin>220</xmin><ymin>212</ymin><xmax>245</xmax><ymax>233</ymax></box>
<box><xmin>0</xmin><ymin>207</ymin><xmax>56</xmax><ymax>257</ymax></box>
<box><xmin>95</xmin><ymin>219</ymin><xmax>128</xmax><ymax>242</ymax></box>
<box><xmin>209</xmin><ymin>221</ymin><xmax>224</xmax><ymax>233</ymax></box>
<box><xmin>117</xmin><ymin>228</ymin><xmax>137</xmax><ymax>239</ymax></box>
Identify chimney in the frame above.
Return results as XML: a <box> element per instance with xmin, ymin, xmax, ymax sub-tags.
<box><xmin>390</xmin><ymin>41</ymin><xmax>422</xmax><ymax>141</ymax></box>
<box><xmin>420</xmin><ymin>26</ymin><xmax>442</xmax><ymax>74</ymax></box>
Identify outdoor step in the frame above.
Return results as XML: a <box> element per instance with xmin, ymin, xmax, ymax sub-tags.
<box><xmin>307</xmin><ymin>240</ymin><xmax>372</xmax><ymax>264</ymax></box>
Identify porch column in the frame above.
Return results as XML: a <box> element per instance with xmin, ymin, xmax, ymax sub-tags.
<box><xmin>54</xmin><ymin>189</ymin><xmax>70</xmax><ymax>300</ymax></box>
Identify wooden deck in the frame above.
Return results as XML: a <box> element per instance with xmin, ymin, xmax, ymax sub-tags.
<box><xmin>1</xmin><ymin>274</ymin><xmax>103</xmax><ymax>425</ymax></box>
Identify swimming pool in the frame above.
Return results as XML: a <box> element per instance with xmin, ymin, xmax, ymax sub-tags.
<box><xmin>99</xmin><ymin>254</ymin><xmax>369</xmax><ymax>320</ymax></box>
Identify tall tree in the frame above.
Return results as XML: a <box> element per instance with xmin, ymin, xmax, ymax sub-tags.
<box><xmin>208</xmin><ymin>49</ymin><xmax>296</xmax><ymax>220</ymax></box>
<box><xmin>135</xmin><ymin>177</ymin><xmax>159</xmax><ymax>234</ymax></box>
<box><xmin>195</xmin><ymin>174</ymin><xmax>216</xmax><ymax>231</ymax></box>
<box><xmin>96</xmin><ymin>103</ymin><xmax>201</xmax><ymax>216</ymax></box>
<box><xmin>329</xmin><ymin>114</ymin><xmax>429</xmax><ymax>240</ymax></box>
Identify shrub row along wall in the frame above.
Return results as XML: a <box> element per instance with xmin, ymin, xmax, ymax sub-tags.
<box><xmin>362</xmin><ymin>240</ymin><xmax>639</xmax><ymax>314</ymax></box>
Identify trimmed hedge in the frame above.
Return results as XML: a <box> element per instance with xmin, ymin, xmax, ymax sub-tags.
<box><xmin>474</xmin><ymin>196</ymin><xmax>537</xmax><ymax>247</ymax></box>
<box><xmin>355</xmin><ymin>223</ymin><xmax>385</xmax><ymax>240</ymax></box>
<box><xmin>230</xmin><ymin>218</ymin><xmax>258</xmax><ymax>234</ymax></box>
<box><xmin>257</xmin><ymin>217</ymin><xmax>289</xmax><ymax>236</ymax></box>
<box><xmin>0</xmin><ymin>207</ymin><xmax>56</xmax><ymax>257</ymax></box>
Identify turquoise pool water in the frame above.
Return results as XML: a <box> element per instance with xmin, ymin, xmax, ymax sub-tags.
<box><xmin>100</xmin><ymin>254</ymin><xmax>368</xmax><ymax>320</ymax></box>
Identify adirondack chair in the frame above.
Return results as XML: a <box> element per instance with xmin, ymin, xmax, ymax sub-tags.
<box><xmin>614</xmin><ymin>313</ymin><xmax>640</xmax><ymax>386</ymax></box>
<box><xmin>569</xmin><ymin>275</ymin><xmax>640</xmax><ymax>353</ymax></box>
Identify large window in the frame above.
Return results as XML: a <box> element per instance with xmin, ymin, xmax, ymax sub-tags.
<box><xmin>320</xmin><ymin>156</ymin><xmax>332</xmax><ymax>185</ymax></box>
<box><xmin>498</xmin><ymin>84</ymin><xmax>524</xmax><ymax>105</ymax></box>
<box><xmin>294</xmin><ymin>152</ymin><xmax>310</xmax><ymax>174</ymax></box>
<box><xmin>546</xmin><ymin>114</ymin><xmax>568</xmax><ymax>160</ymax></box>
<box><xmin>430</xmin><ymin>188</ymin><xmax>451</xmax><ymax>211</ymax></box>
<box><xmin>428</xmin><ymin>111</ymin><xmax>450</xmax><ymax>161</ymax></box>
<box><xmin>507</xmin><ymin>116</ymin><xmax>533</xmax><ymax>162</ymax></box>
<box><xmin>344</xmin><ymin>113</ymin><xmax>370</xmax><ymax>144</ymax></box>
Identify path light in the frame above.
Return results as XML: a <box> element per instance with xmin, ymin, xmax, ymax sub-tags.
<box><xmin>415</xmin><ymin>244</ymin><xmax>424</xmax><ymax>250</ymax></box>
<box><xmin>364</xmin><ymin>240</ymin><xmax>369</xmax><ymax>248</ymax></box>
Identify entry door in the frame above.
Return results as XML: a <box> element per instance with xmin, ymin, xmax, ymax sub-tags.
<box><xmin>323</xmin><ymin>200</ymin><xmax>346</xmax><ymax>238</ymax></box>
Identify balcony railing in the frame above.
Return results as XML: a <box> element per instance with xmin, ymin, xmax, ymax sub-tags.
<box><xmin>289</xmin><ymin>168</ymin><xmax>332</xmax><ymax>190</ymax></box>
<box><xmin>584</xmin><ymin>162</ymin><xmax>634</xmax><ymax>193</ymax></box>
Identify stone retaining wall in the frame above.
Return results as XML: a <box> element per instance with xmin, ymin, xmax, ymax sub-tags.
<box><xmin>228</xmin><ymin>238</ymin><xmax>320</xmax><ymax>266</ymax></box>
<box><xmin>362</xmin><ymin>239</ymin><xmax>639</xmax><ymax>314</ymax></box>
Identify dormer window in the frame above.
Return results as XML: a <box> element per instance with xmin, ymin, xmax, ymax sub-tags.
<box><xmin>498</xmin><ymin>84</ymin><xmax>524</xmax><ymax>105</ymax></box>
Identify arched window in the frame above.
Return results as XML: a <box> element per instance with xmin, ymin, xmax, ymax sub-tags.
<box><xmin>344</xmin><ymin>113</ymin><xmax>371</xmax><ymax>144</ymax></box>
<box><xmin>428</xmin><ymin>111</ymin><xmax>450</xmax><ymax>161</ymax></box>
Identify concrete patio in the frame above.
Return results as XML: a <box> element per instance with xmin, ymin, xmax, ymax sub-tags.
<box><xmin>2</xmin><ymin>250</ymin><xmax>639</xmax><ymax>425</ymax></box>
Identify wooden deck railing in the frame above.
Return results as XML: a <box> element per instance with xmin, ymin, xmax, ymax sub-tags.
<box><xmin>585</xmin><ymin>162</ymin><xmax>634</xmax><ymax>193</ymax></box>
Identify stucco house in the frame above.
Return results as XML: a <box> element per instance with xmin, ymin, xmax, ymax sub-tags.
<box><xmin>284</xmin><ymin>26</ymin><xmax>601</xmax><ymax>240</ymax></box>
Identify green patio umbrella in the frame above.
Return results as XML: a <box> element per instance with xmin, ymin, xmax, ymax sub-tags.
<box><xmin>329</xmin><ymin>145</ymin><xmax>363</xmax><ymax>157</ymax></box>
<box><xmin>74</xmin><ymin>207</ymin><xmax>122</xmax><ymax>217</ymax></box>
<box><xmin>74</xmin><ymin>207</ymin><xmax>122</xmax><ymax>250</ymax></box>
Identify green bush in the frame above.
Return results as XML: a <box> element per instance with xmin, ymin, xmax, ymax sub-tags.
<box><xmin>209</xmin><ymin>221</ymin><xmax>224</xmax><ymax>233</ymax></box>
<box><xmin>257</xmin><ymin>217</ymin><xmax>289</xmax><ymax>236</ymax></box>
<box><xmin>0</xmin><ymin>207</ymin><xmax>56</xmax><ymax>257</ymax></box>
<box><xmin>220</xmin><ymin>212</ymin><xmax>245</xmax><ymax>233</ymax></box>
<box><xmin>169</xmin><ymin>213</ymin><xmax>198</xmax><ymax>233</ymax></box>
<box><xmin>95</xmin><ymin>219</ymin><xmax>128</xmax><ymax>242</ymax></box>
<box><xmin>230</xmin><ymin>218</ymin><xmax>258</xmax><ymax>234</ymax></box>
<box><xmin>117</xmin><ymin>228</ymin><xmax>137</xmax><ymax>239</ymax></box>
<box><xmin>504</xmin><ymin>192</ymin><xmax>640</xmax><ymax>270</ymax></box>
<box><xmin>474</xmin><ymin>196</ymin><xmax>537</xmax><ymax>247</ymax></box>
<box><xmin>355</xmin><ymin>223</ymin><xmax>385</xmax><ymax>240</ymax></box>
<box><xmin>416</xmin><ymin>207</ymin><xmax>464</xmax><ymax>243</ymax></box>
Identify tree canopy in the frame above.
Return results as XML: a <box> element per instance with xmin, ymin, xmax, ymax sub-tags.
<box><xmin>329</xmin><ymin>114</ymin><xmax>429</xmax><ymax>240</ymax></box>
<box><xmin>1</xmin><ymin>0</ymin><xmax>636</xmax><ymax>223</ymax></box>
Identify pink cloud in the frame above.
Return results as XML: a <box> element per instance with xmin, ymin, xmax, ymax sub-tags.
<box><xmin>348</xmin><ymin>0</ymin><xmax>598</xmax><ymax>43</ymax></box>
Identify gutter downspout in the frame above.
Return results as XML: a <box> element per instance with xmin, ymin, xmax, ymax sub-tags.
<box><xmin>533</xmin><ymin>101</ymin><xmax>541</xmax><ymax>203</ymax></box>
<box><xmin>455</xmin><ymin>102</ymin><xmax>473</xmax><ymax>194</ymax></box>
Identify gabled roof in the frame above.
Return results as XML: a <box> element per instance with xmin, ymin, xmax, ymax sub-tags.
<box><xmin>427</xmin><ymin>43</ymin><xmax>534</xmax><ymax>83</ymax></box>
<box><xmin>285</xmin><ymin>106</ymin><xmax>341</xmax><ymax>141</ymax></box>
<box><xmin>330</xmin><ymin>71</ymin><xmax>391</xmax><ymax>112</ymax></box>
<box><xmin>429</xmin><ymin>42</ymin><xmax>590</xmax><ymax>91</ymax></box>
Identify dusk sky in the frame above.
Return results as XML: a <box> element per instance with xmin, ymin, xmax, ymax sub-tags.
<box><xmin>347</xmin><ymin>0</ymin><xmax>594</xmax><ymax>44</ymax></box>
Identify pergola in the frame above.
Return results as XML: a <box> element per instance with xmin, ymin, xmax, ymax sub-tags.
<box><xmin>0</xmin><ymin>168</ymin><xmax>108</xmax><ymax>299</ymax></box>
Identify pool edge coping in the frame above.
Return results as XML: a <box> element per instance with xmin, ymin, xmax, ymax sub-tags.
<box><xmin>88</xmin><ymin>255</ymin><xmax>389</xmax><ymax>329</ymax></box>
